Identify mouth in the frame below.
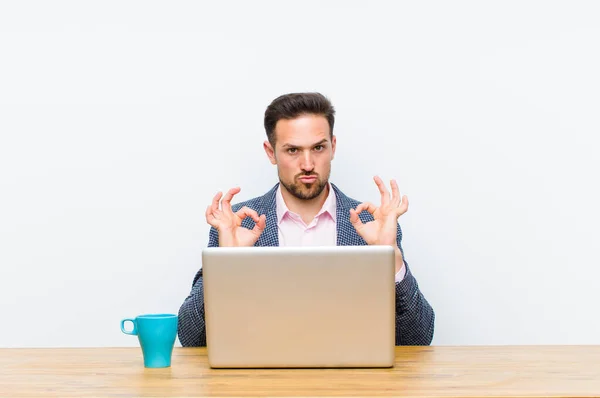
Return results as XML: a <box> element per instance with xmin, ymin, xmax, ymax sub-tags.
<box><xmin>298</xmin><ymin>175</ymin><xmax>318</xmax><ymax>184</ymax></box>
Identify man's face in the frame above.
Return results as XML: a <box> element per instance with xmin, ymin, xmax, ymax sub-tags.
<box><xmin>264</xmin><ymin>114</ymin><xmax>336</xmax><ymax>200</ymax></box>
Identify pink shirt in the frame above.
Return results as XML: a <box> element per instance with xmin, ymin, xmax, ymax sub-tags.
<box><xmin>275</xmin><ymin>183</ymin><xmax>406</xmax><ymax>282</ymax></box>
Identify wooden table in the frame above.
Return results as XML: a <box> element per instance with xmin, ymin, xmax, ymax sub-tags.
<box><xmin>1</xmin><ymin>346</ymin><xmax>599</xmax><ymax>397</ymax></box>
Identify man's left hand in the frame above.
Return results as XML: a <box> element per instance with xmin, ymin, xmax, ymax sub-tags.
<box><xmin>349</xmin><ymin>176</ymin><xmax>409</xmax><ymax>249</ymax></box>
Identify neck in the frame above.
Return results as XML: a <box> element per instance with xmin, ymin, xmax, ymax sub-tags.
<box><xmin>280</xmin><ymin>183</ymin><xmax>330</xmax><ymax>225</ymax></box>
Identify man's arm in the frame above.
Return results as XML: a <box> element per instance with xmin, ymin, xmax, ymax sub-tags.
<box><xmin>394</xmin><ymin>224</ymin><xmax>435</xmax><ymax>345</ymax></box>
<box><xmin>177</xmin><ymin>227</ymin><xmax>219</xmax><ymax>347</ymax></box>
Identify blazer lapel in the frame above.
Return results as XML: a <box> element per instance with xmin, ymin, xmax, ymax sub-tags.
<box><xmin>255</xmin><ymin>184</ymin><xmax>279</xmax><ymax>247</ymax></box>
<box><xmin>332</xmin><ymin>184</ymin><xmax>366</xmax><ymax>246</ymax></box>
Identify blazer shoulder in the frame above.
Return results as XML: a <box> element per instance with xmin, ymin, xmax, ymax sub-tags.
<box><xmin>332</xmin><ymin>184</ymin><xmax>366</xmax><ymax>209</ymax></box>
<box><xmin>230</xmin><ymin>196</ymin><xmax>262</xmax><ymax>212</ymax></box>
<box><xmin>332</xmin><ymin>184</ymin><xmax>374</xmax><ymax>222</ymax></box>
<box><xmin>229</xmin><ymin>184</ymin><xmax>278</xmax><ymax>213</ymax></box>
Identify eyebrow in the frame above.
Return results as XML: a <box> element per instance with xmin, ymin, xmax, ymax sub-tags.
<box><xmin>282</xmin><ymin>139</ymin><xmax>329</xmax><ymax>149</ymax></box>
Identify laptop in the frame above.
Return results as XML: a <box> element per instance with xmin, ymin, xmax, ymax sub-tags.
<box><xmin>201</xmin><ymin>245</ymin><xmax>396</xmax><ymax>368</ymax></box>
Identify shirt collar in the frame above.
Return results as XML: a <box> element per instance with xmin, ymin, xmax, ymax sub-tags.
<box><xmin>276</xmin><ymin>182</ymin><xmax>336</xmax><ymax>224</ymax></box>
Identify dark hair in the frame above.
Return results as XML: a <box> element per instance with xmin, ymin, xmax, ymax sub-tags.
<box><xmin>264</xmin><ymin>92</ymin><xmax>335</xmax><ymax>146</ymax></box>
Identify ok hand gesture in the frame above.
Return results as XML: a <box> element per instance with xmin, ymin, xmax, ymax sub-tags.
<box><xmin>349</xmin><ymin>176</ymin><xmax>409</xmax><ymax>248</ymax></box>
<box><xmin>205</xmin><ymin>187</ymin><xmax>266</xmax><ymax>247</ymax></box>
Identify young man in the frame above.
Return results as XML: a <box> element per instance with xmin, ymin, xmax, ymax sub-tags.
<box><xmin>177</xmin><ymin>93</ymin><xmax>435</xmax><ymax>346</ymax></box>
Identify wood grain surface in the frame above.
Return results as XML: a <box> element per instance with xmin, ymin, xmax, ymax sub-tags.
<box><xmin>1</xmin><ymin>346</ymin><xmax>599</xmax><ymax>397</ymax></box>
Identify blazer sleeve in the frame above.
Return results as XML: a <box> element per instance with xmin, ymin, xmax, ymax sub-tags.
<box><xmin>394</xmin><ymin>223</ymin><xmax>435</xmax><ymax>345</ymax></box>
<box><xmin>177</xmin><ymin>227</ymin><xmax>219</xmax><ymax>347</ymax></box>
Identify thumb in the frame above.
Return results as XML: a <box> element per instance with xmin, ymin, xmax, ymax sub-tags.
<box><xmin>252</xmin><ymin>214</ymin><xmax>266</xmax><ymax>235</ymax></box>
<box><xmin>349</xmin><ymin>208</ymin><xmax>363</xmax><ymax>230</ymax></box>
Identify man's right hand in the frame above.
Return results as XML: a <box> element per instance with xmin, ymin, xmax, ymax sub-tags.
<box><xmin>205</xmin><ymin>187</ymin><xmax>266</xmax><ymax>247</ymax></box>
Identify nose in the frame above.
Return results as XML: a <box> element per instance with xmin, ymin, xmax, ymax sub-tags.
<box><xmin>300</xmin><ymin>150</ymin><xmax>315</xmax><ymax>172</ymax></box>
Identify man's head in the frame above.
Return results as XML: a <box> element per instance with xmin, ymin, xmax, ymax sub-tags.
<box><xmin>263</xmin><ymin>93</ymin><xmax>337</xmax><ymax>201</ymax></box>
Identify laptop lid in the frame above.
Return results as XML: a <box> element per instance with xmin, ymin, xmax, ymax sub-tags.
<box><xmin>202</xmin><ymin>245</ymin><xmax>396</xmax><ymax>368</ymax></box>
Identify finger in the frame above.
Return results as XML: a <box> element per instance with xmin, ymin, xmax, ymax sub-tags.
<box><xmin>235</xmin><ymin>206</ymin><xmax>260</xmax><ymax>223</ymax></box>
<box><xmin>252</xmin><ymin>214</ymin><xmax>267</xmax><ymax>235</ymax></box>
<box><xmin>221</xmin><ymin>187</ymin><xmax>241</xmax><ymax>213</ymax></box>
<box><xmin>391</xmin><ymin>179</ymin><xmax>400</xmax><ymax>205</ymax></box>
<box><xmin>211</xmin><ymin>192</ymin><xmax>223</xmax><ymax>213</ymax></box>
<box><xmin>373</xmin><ymin>175</ymin><xmax>390</xmax><ymax>205</ymax></box>
<box><xmin>205</xmin><ymin>205</ymin><xmax>217</xmax><ymax>227</ymax></box>
<box><xmin>349</xmin><ymin>208</ymin><xmax>364</xmax><ymax>229</ymax></box>
<box><xmin>355</xmin><ymin>201</ymin><xmax>377</xmax><ymax>215</ymax></box>
<box><xmin>396</xmin><ymin>195</ymin><xmax>409</xmax><ymax>216</ymax></box>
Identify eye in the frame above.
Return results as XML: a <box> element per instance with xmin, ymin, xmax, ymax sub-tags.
<box><xmin>314</xmin><ymin>145</ymin><xmax>324</xmax><ymax>151</ymax></box>
<box><xmin>287</xmin><ymin>148</ymin><xmax>298</xmax><ymax>154</ymax></box>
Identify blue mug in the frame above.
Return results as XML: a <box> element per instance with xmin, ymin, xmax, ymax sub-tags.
<box><xmin>121</xmin><ymin>314</ymin><xmax>178</xmax><ymax>368</ymax></box>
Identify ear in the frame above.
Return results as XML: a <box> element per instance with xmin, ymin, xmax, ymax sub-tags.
<box><xmin>263</xmin><ymin>140</ymin><xmax>277</xmax><ymax>165</ymax></box>
<box><xmin>331</xmin><ymin>135</ymin><xmax>337</xmax><ymax>160</ymax></box>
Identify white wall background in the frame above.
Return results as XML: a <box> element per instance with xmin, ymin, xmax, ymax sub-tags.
<box><xmin>1</xmin><ymin>0</ymin><xmax>599</xmax><ymax>348</ymax></box>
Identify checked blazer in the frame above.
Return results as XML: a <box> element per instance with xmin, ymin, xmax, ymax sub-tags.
<box><xmin>177</xmin><ymin>182</ymin><xmax>435</xmax><ymax>346</ymax></box>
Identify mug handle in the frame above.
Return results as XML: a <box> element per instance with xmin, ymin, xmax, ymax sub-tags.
<box><xmin>121</xmin><ymin>318</ymin><xmax>137</xmax><ymax>335</ymax></box>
